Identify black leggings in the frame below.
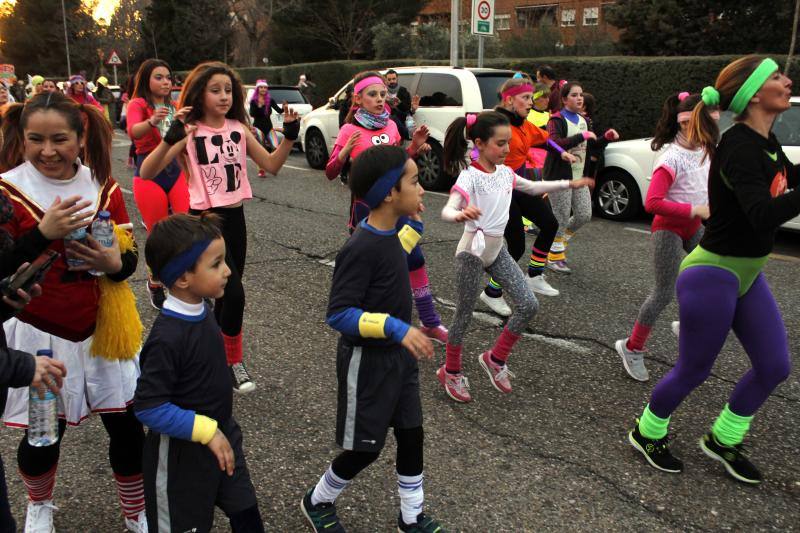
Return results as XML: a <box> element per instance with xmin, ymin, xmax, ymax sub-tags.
<box><xmin>191</xmin><ymin>205</ymin><xmax>247</xmax><ymax>336</ymax></box>
<box><xmin>504</xmin><ymin>190</ymin><xmax>558</xmax><ymax>262</ymax></box>
<box><xmin>18</xmin><ymin>407</ymin><xmax>144</xmax><ymax>477</ymax></box>
<box><xmin>331</xmin><ymin>426</ymin><xmax>424</xmax><ymax>480</ymax></box>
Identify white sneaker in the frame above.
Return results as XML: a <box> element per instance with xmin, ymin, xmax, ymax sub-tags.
<box><xmin>25</xmin><ymin>500</ymin><xmax>57</xmax><ymax>533</ymax></box>
<box><xmin>125</xmin><ymin>510</ymin><xmax>148</xmax><ymax>533</ymax></box>
<box><xmin>479</xmin><ymin>292</ymin><xmax>512</xmax><ymax>317</ymax></box>
<box><xmin>527</xmin><ymin>274</ymin><xmax>559</xmax><ymax>296</ymax></box>
<box><xmin>615</xmin><ymin>338</ymin><xmax>649</xmax><ymax>382</ymax></box>
<box><xmin>671</xmin><ymin>321</ymin><xmax>680</xmax><ymax>338</ymax></box>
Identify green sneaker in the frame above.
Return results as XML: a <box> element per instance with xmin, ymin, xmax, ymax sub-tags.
<box><xmin>300</xmin><ymin>488</ymin><xmax>345</xmax><ymax>532</ymax></box>
<box><xmin>397</xmin><ymin>512</ymin><xmax>446</xmax><ymax>533</ymax></box>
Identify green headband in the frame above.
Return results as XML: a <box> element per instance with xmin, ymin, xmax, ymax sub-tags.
<box><xmin>533</xmin><ymin>90</ymin><xmax>545</xmax><ymax>100</ymax></box>
<box><xmin>702</xmin><ymin>58</ymin><xmax>779</xmax><ymax>114</ymax></box>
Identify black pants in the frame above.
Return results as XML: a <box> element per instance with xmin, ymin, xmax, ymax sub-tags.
<box><xmin>331</xmin><ymin>426</ymin><xmax>424</xmax><ymax>481</ymax></box>
<box><xmin>0</xmin><ymin>455</ymin><xmax>14</xmax><ymax>533</ymax></box>
<box><xmin>504</xmin><ymin>190</ymin><xmax>558</xmax><ymax>263</ymax></box>
<box><xmin>18</xmin><ymin>406</ymin><xmax>144</xmax><ymax>477</ymax></box>
<box><xmin>190</xmin><ymin>205</ymin><xmax>247</xmax><ymax>337</ymax></box>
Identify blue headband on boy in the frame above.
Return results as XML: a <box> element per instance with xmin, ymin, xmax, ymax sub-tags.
<box><xmin>363</xmin><ymin>164</ymin><xmax>406</xmax><ymax>209</ymax></box>
<box><xmin>157</xmin><ymin>240</ymin><xmax>212</xmax><ymax>288</ymax></box>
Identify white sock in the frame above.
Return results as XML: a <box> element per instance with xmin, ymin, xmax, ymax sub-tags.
<box><xmin>397</xmin><ymin>472</ymin><xmax>424</xmax><ymax>525</ymax></box>
<box><xmin>311</xmin><ymin>466</ymin><xmax>350</xmax><ymax>506</ymax></box>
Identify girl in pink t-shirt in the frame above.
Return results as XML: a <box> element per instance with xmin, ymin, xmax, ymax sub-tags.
<box><xmin>325</xmin><ymin>71</ymin><xmax>448</xmax><ymax>344</ymax></box>
<box><xmin>139</xmin><ymin>61</ymin><xmax>300</xmax><ymax>393</ymax></box>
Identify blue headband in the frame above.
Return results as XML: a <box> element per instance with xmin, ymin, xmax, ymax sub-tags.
<box><xmin>362</xmin><ymin>164</ymin><xmax>405</xmax><ymax>209</ymax></box>
<box><xmin>157</xmin><ymin>240</ymin><xmax>212</xmax><ymax>288</ymax></box>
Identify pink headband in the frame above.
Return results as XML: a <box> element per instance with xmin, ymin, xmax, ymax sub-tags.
<box><xmin>677</xmin><ymin>91</ymin><xmax>690</xmax><ymax>102</ymax></box>
<box><xmin>501</xmin><ymin>84</ymin><xmax>534</xmax><ymax>100</ymax></box>
<box><xmin>354</xmin><ymin>76</ymin><xmax>385</xmax><ymax>94</ymax></box>
<box><xmin>255</xmin><ymin>79</ymin><xmax>268</xmax><ymax>88</ymax></box>
<box><xmin>677</xmin><ymin>111</ymin><xmax>692</xmax><ymax>123</ymax></box>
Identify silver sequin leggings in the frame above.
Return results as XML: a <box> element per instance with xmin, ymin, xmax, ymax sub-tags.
<box><xmin>548</xmin><ymin>186</ymin><xmax>593</xmax><ymax>239</ymax></box>
<box><xmin>636</xmin><ymin>228</ymin><xmax>704</xmax><ymax>327</ymax></box>
<box><xmin>449</xmin><ymin>247</ymin><xmax>539</xmax><ymax>347</ymax></box>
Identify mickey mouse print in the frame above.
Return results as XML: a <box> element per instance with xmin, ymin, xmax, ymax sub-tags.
<box><xmin>186</xmin><ymin>119</ymin><xmax>253</xmax><ymax>210</ymax></box>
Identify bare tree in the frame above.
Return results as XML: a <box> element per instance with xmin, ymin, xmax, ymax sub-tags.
<box><xmin>787</xmin><ymin>0</ymin><xmax>800</xmax><ymax>76</ymax></box>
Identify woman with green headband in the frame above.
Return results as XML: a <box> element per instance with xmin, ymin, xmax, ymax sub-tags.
<box><xmin>628</xmin><ymin>56</ymin><xmax>800</xmax><ymax>484</ymax></box>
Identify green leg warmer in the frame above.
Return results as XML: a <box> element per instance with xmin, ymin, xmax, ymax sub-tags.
<box><xmin>711</xmin><ymin>403</ymin><xmax>753</xmax><ymax>446</ymax></box>
<box><xmin>639</xmin><ymin>404</ymin><xmax>670</xmax><ymax>440</ymax></box>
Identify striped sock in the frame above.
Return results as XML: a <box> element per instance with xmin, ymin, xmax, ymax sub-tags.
<box><xmin>21</xmin><ymin>465</ymin><xmax>57</xmax><ymax>502</ymax></box>
<box><xmin>114</xmin><ymin>473</ymin><xmax>145</xmax><ymax>520</ymax></box>
<box><xmin>484</xmin><ymin>277</ymin><xmax>502</xmax><ymax>298</ymax></box>
<box><xmin>311</xmin><ymin>466</ymin><xmax>350</xmax><ymax>505</ymax></box>
<box><xmin>222</xmin><ymin>331</ymin><xmax>243</xmax><ymax>365</ymax></box>
<box><xmin>527</xmin><ymin>246</ymin><xmax>548</xmax><ymax>277</ymax></box>
<box><xmin>397</xmin><ymin>473</ymin><xmax>424</xmax><ymax>526</ymax></box>
<box><xmin>548</xmin><ymin>238</ymin><xmax>566</xmax><ymax>262</ymax></box>
<box><xmin>410</xmin><ymin>267</ymin><xmax>441</xmax><ymax>327</ymax></box>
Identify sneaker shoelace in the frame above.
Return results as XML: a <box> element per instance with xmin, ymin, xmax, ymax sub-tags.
<box><xmin>450</xmin><ymin>374</ymin><xmax>470</xmax><ymax>393</ymax></box>
<box><xmin>494</xmin><ymin>365</ymin><xmax>515</xmax><ymax>382</ymax></box>
<box><xmin>27</xmin><ymin>501</ymin><xmax>58</xmax><ymax>527</ymax></box>
<box><xmin>232</xmin><ymin>364</ymin><xmax>251</xmax><ymax>383</ymax></box>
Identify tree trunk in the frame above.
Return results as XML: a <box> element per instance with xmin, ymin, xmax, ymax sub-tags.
<box><xmin>787</xmin><ymin>0</ymin><xmax>800</xmax><ymax>76</ymax></box>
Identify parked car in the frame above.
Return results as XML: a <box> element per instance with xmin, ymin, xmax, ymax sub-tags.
<box><xmin>299</xmin><ymin>66</ymin><xmax>516</xmax><ymax>190</ymax></box>
<box><xmin>595</xmin><ymin>96</ymin><xmax>800</xmax><ymax>231</ymax></box>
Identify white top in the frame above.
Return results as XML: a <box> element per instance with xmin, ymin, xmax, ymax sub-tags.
<box><xmin>442</xmin><ymin>164</ymin><xmax>570</xmax><ymax>265</ymax></box>
<box><xmin>566</xmin><ymin>115</ymin><xmax>588</xmax><ymax>180</ymax></box>
<box><xmin>163</xmin><ymin>294</ymin><xmax>205</xmax><ymax>317</ymax></box>
<box><xmin>1</xmin><ymin>160</ymin><xmax>99</xmax><ymax>212</ymax></box>
<box><xmin>655</xmin><ymin>142</ymin><xmax>710</xmax><ymax>207</ymax></box>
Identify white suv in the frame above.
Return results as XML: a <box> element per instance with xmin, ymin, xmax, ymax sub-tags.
<box><xmin>596</xmin><ymin>96</ymin><xmax>800</xmax><ymax>230</ymax></box>
<box><xmin>299</xmin><ymin>66</ymin><xmax>515</xmax><ymax>190</ymax></box>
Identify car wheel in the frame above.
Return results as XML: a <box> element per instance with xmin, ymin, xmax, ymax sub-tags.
<box><xmin>594</xmin><ymin>170</ymin><xmax>642</xmax><ymax>221</ymax></box>
<box><xmin>416</xmin><ymin>140</ymin><xmax>450</xmax><ymax>191</ymax></box>
<box><xmin>305</xmin><ymin>128</ymin><xmax>328</xmax><ymax>170</ymax></box>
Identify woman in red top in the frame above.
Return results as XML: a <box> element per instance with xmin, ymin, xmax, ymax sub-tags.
<box><xmin>126</xmin><ymin>59</ymin><xmax>190</xmax><ymax>308</ymax></box>
<box><xmin>65</xmin><ymin>75</ymin><xmax>102</xmax><ymax>109</ymax></box>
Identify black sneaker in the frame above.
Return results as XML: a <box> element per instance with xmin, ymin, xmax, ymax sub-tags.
<box><xmin>398</xmin><ymin>512</ymin><xmax>446</xmax><ymax>533</ymax></box>
<box><xmin>230</xmin><ymin>362</ymin><xmax>256</xmax><ymax>394</ymax></box>
<box><xmin>628</xmin><ymin>422</ymin><xmax>683</xmax><ymax>473</ymax></box>
<box><xmin>147</xmin><ymin>281</ymin><xmax>166</xmax><ymax>310</ymax></box>
<box><xmin>300</xmin><ymin>488</ymin><xmax>345</xmax><ymax>532</ymax></box>
<box><xmin>699</xmin><ymin>432</ymin><xmax>762</xmax><ymax>484</ymax></box>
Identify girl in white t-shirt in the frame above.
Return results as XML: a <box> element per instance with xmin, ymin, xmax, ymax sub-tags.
<box><xmin>438</xmin><ymin>111</ymin><xmax>592</xmax><ymax>403</ymax></box>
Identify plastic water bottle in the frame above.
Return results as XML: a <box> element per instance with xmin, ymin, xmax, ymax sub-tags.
<box><xmin>28</xmin><ymin>350</ymin><xmax>59</xmax><ymax>447</ymax></box>
<box><xmin>63</xmin><ymin>227</ymin><xmax>87</xmax><ymax>268</ymax></box>
<box><xmin>405</xmin><ymin>114</ymin><xmax>416</xmax><ymax>137</ymax></box>
<box><xmin>89</xmin><ymin>211</ymin><xmax>114</xmax><ymax>276</ymax></box>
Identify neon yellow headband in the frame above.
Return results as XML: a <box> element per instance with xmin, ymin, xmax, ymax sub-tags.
<box><xmin>533</xmin><ymin>90</ymin><xmax>545</xmax><ymax>100</ymax></box>
<box><xmin>702</xmin><ymin>58</ymin><xmax>779</xmax><ymax>114</ymax></box>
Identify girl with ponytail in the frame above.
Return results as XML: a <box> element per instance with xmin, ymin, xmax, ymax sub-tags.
<box><xmin>614</xmin><ymin>91</ymin><xmax>714</xmax><ymax>382</ymax></box>
<box><xmin>0</xmin><ymin>93</ymin><xmax>147</xmax><ymax>531</ymax></box>
<box><xmin>324</xmin><ymin>71</ymin><xmax>449</xmax><ymax>345</ymax></box>
<box><xmin>628</xmin><ymin>56</ymin><xmax>800</xmax><ymax>485</ymax></box>
<box><xmin>437</xmin><ymin>111</ymin><xmax>591</xmax><ymax>403</ymax></box>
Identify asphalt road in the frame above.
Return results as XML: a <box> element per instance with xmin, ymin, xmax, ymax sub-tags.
<box><xmin>3</xmin><ymin>131</ymin><xmax>800</xmax><ymax>532</ymax></box>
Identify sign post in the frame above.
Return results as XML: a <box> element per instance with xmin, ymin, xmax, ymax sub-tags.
<box><xmin>471</xmin><ymin>0</ymin><xmax>494</xmax><ymax>68</ymax></box>
<box><xmin>450</xmin><ymin>0</ymin><xmax>460</xmax><ymax>67</ymax></box>
<box><xmin>106</xmin><ymin>50</ymin><xmax>123</xmax><ymax>86</ymax></box>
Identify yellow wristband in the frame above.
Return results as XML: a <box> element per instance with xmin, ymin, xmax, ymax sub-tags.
<box><xmin>397</xmin><ymin>224</ymin><xmax>421</xmax><ymax>253</ymax></box>
<box><xmin>358</xmin><ymin>312</ymin><xmax>389</xmax><ymax>338</ymax></box>
<box><xmin>191</xmin><ymin>415</ymin><xmax>218</xmax><ymax>444</ymax></box>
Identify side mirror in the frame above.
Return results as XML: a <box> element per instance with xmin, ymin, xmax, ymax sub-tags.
<box><xmin>329</xmin><ymin>98</ymin><xmax>337</xmax><ymax>108</ymax></box>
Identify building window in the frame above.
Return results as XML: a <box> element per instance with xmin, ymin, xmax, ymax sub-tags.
<box><xmin>495</xmin><ymin>14</ymin><xmax>511</xmax><ymax>31</ymax></box>
<box><xmin>601</xmin><ymin>1</ymin><xmax>616</xmax><ymax>24</ymax></box>
<box><xmin>410</xmin><ymin>21</ymin><xmax>419</xmax><ymax>36</ymax></box>
<box><xmin>583</xmin><ymin>7</ymin><xmax>599</xmax><ymax>26</ymax></box>
<box><xmin>561</xmin><ymin>8</ymin><xmax>576</xmax><ymax>27</ymax></box>
<box><xmin>516</xmin><ymin>4</ymin><xmax>557</xmax><ymax>29</ymax></box>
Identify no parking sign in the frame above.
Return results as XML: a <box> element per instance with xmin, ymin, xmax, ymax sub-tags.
<box><xmin>471</xmin><ymin>0</ymin><xmax>494</xmax><ymax>36</ymax></box>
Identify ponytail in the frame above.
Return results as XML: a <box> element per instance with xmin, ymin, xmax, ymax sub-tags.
<box><xmin>79</xmin><ymin>103</ymin><xmax>113</xmax><ymax>185</ymax></box>
<box><xmin>0</xmin><ymin>103</ymin><xmax>25</xmax><ymax>172</ymax></box>
<box><xmin>687</xmin><ymin>101</ymin><xmax>719</xmax><ymax>159</ymax></box>
<box><xmin>443</xmin><ymin>111</ymin><xmax>510</xmax><ymax>175</ymax></box>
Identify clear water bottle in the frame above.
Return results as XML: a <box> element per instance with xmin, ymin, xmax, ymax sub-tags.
<box><xmin>28</xmin><ymin>350</ymin><xmax>59</xmax><ymax>447</ymax></box>
<box><xmin>405</xmin><ymin>114</ymin><xmax>416</xmax><ymax>137</ymax></box>
<box><xmin>89</xmin><ymin>211</ymin><xmax>114</xmax><ymax>276</ymax></box>
<box><xmin>63</xmin><ymin>226</ymin><xmax>87</xmax><ymax>268</ymax></box>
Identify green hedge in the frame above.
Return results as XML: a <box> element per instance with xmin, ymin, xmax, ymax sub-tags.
<box><xmin>185</xmin><ymin>55</ymin><xmax>800</xmax><ymax>139</ymax></box>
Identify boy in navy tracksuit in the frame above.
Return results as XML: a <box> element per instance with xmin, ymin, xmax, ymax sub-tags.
<box><xmin>134</xmin><ymin>213</ymin><xmax>264</xmax><ymax>532</ymax></box>
<box><xmin>300</xmin><ymin>144</ymin><xmax>446</xmax><ymax>533</ymax></box>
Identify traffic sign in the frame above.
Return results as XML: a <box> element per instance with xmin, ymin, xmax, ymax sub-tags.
<box><xmin>471</xmin><ymin>0</ymin><xmax>494</xmax><ymax>36</ymax></box>
<box><xmin>106</xmin><ymin>50</ymin><xmax>123</xmax><ymax>66</ymax></box>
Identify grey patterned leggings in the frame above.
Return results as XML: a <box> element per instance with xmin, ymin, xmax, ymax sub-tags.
<box><xmin>636</xmin><ymin>228</ymin><xmax>704</xmax><ymax>326</ymax></box>
<box><xmin>549</xmin><ymin>186</ymin><xmax>593</xmax><ymax>239</ymax></box>
<box><xmin>449</xmin><ymin>247</ymin><xmax>539</xmax><ymax>347</ymax></box>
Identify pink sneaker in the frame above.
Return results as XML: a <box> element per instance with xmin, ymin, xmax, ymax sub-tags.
<box><xmin>478</xmin><ymin>351</ymin><xmax>515</xmax><ymax>393</ymax></box>
<box><xmin>420</xmin><ymin>324</ymin><xmax>448</xmax><ymax>345</ymax></box>
<box><xmin>436</xmin><ymin>366</ymin><xmax>471</xmax><ymax>403</ymax></box>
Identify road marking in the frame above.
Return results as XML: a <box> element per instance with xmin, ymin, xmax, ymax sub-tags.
<box><xmin>624</xmin><ymin>227</ymin><xmax>651</xmax><ymax>235</ymax></box>
<box><xmin>284</xmin><ymin>164</ymin><xmax>310</xmax><ymax>171</ymax></box>
<box><xmin>424</xmin><ymin>190</ymin><xmax>450</xmax><ymax>198</ymax></box>
<box><xmin>770</xmin><ymin>253</ymin><xmax>800</xmax><ymax>263</ymax></box>
<box><xmin>120</xmin><ymin>187</ymin><xmax>132</xmax><ymax>195</ymax></box>
<box><xmin>317</xmin><ymin>259</ymin><xmax>336</xmax><ymax>267</ymax></box>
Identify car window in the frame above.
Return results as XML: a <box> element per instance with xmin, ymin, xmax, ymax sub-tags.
<box><xmin>398</xmin><ymin>73</ymin><xmax>415</xmax><ymax>92</ymax></box>
<box><xmin>475</xmin><ymin>74</ymin><xmax>514</xmax><ymax>110</ymax></box>
<box><xmin>719</xmin><ymin>104</ymin><xmax>800</xmax><ymax>146</ymax></box>
<box><xmin>416</xmin><ymin>74</ymin><xmax>463</xmax><ymax>107</ymax></box>
<box><xmin>269</xmin><ymin>88</ymin><xmax>307</xmax><ymax>105</ymax></box>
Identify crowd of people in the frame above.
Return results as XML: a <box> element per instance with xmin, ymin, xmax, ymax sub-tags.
<box><xmin>0</xmin><ymin>53</ymin><xmax>797</xmax><ymax>533</ymax></box>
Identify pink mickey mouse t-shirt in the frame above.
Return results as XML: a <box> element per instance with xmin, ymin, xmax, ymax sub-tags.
<box><xmin>185</xmin><ymin>119</ymin><xmax>252</xmax><ymax>210</ymax></box>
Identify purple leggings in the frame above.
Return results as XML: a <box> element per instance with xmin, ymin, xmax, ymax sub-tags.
<box><xmin>649</xmin><ymin>266</ymin><xmax>791</xmax><ymax>418</ymax></box>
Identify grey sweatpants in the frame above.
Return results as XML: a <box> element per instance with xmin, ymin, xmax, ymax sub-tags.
<box><xmin>549</xmin><ymin>186</ymin><xmax>592</xmax><ymax>239</ymax></box>
<box><xmin>635</xmin><ymin>228</ymin><xmax>704</xmax><ymax>326</ymax></box>
<box><xmin>449</xmin><ymin>247</ymin><xmax>539</xmax><ymax>347</ymax></box>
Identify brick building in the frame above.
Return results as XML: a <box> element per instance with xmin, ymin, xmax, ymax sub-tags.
<box><xmin>418</xmin><ymin>0</ymin><xmax>619</xmax><ymax>46</ymax></box>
